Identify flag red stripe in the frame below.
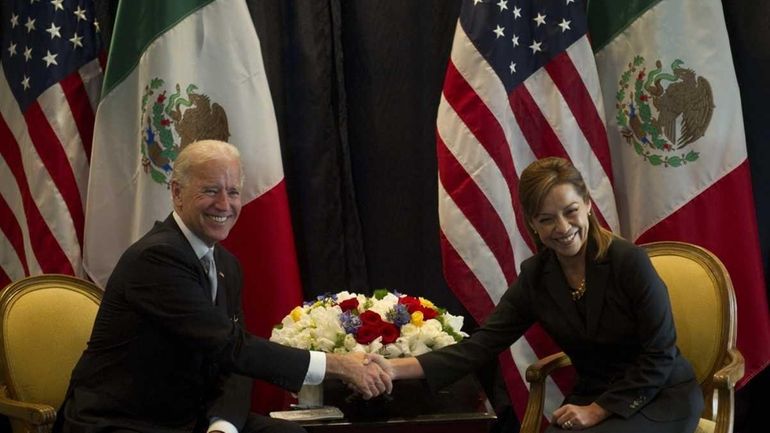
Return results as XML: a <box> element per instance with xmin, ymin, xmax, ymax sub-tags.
<box><xmin>545</xmin><ymin>52</ymin><xmax>613</xmax><ymax>184</ymax></box>
<box><xmin>24</xmin><ymin>102</ymin><xmax>85</xmax><ymax>246</ymax></box>
<box><xmin>442</xmin><ymin>63</ymin><xmax>535</xmax><ymax>253</ymax></box>
<box><xmin>0</xmin><ymin>116</ymin><xmax>74</xmax><ymax>274</ymax></box>
<box><xmin>439</xmin><ymin>231</ymin><xmax>496</xmax><ymax>324</ymax></box>
<box><xmin>508</xmin><ymin>86</ymin><xmax>570</xmax><ymax>161</ymax></box>
<box><xmin>60</xmin><ymin>72</ymin><xmax>95</xmax><ymax>160</ymax></box>
<box><xmin>635</xmin><ymin>162</ymin><xmax>770</xmax><ymax>386</ymax></box>
<box><xmin>508</xmin><ymin>85</ymin><xmax>612</xmax><ymax>231</ymax></box>
<box><xmin>0</xmin><ymin>264</ymin><xmax>10</xmax><ymax>288</ymax></box>
<box><xmin>443</xmin><ymin>62</ymin><xmax>519</xmax><ymax>191</ymax></box>
<box><xmin>498</xmin><ymin>351</ymin><xmax>531</xmax><ymax>419</ymax></box>
<box><xmin>438</xmin><ymin>137</ymin><xmax>516</xmax><ymax>285</ymax></box>
<box><xmin>0</xmin><ymin>195</ymin><xmax>30</xmax><ymax>276</ymax></box>
<box><xmin>525</xmin><ymin>324</ymin><xmax>576</xmax><ymax>393</ymax></box>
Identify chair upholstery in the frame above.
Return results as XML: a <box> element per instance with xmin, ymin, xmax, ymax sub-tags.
<box><xmin>519</xmin><ymin>241</ymin><xmax>744</xmax><ymax>433</ymax></box>
<box><xmin>0</xmin><ymin>274</ymin><xmax>102</xmax><ymax>433</ymax></box>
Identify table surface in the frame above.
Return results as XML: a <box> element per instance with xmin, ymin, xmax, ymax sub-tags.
<box><xmin>295</xmin><ymin>376</ymin><xmax>497</xmax><ymax>433</ymax></box>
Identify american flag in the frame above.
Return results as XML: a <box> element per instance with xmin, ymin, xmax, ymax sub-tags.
<box><xmin>1</xmin><ymin>0</ymin><xmax>103</xmax><ymax>286</ymax></box>
<box><xmin>436</xmin><ymin>0</ymin><xmax>618</xmax><ymax>422</ymax></box>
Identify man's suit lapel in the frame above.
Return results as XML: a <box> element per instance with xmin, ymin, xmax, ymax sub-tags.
<box><xmin>163</xmin><ymin>214</ymin><xmax>217</xmax><ymax>303</ymax></box>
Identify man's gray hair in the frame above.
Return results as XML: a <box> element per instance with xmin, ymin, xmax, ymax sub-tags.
<box><xmin>171</xmin><ymin>140</ymin><xmax>244</xmax><ymax>188</ymax></box>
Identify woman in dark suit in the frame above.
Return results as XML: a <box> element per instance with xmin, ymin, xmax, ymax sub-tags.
<box><xmin>382</xmin><ymin>157</ymin><xmax>703</xmax><ymax>432</ymax></box>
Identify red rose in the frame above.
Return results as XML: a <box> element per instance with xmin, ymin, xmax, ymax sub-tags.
<box><xmin>417</xmin><ymin>305</ymin><xmax>438</xmax><ymax>320</ymax></box>
<box><xmin>380</xmin><ymin>323</ymin><xmax>400</xmax><ymax>344</ymax></box>
<box><xmin>338</xmin><ymin>298</ymin><xmax>359</xmax><ymax>312</ymax></box>
<box><xmin>359</xmin><ymin>310</ymin><xmax>383</xmax><ymax>325</ymax></box>
<box><xmin>398</xmin><ymin>296</ymin><xmax>421</xmax><ymax>312</ymax></box>
<box><xmin>355</xmin><ymin>323</ymin><xmax>381</xmax><ymax>344</ymax></box>
<box><xmin>400</xmin><ymin>296</ymin><xmax>438</xmax><ymax>320</ymax></box>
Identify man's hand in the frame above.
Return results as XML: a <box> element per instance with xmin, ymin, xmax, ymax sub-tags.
<box><xmin>325</xmin><ymin>353</ymin><xmax>392</xmax><ymax>399</ymax></box>
<box><xmin>552</xmin><ymin>402</ymin><xmax>610</xmax><ymax>430</ymax></box>
<box><xmin>363</xmin><ymin>353</ymin><xmax>394</xmax><ymax>379</ymax></box>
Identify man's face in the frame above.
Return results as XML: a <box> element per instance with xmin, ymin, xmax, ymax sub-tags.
<box><xmin>172</xmin><ymin>157</ymin><xmax>242</xmax><ymax>246</ymax></box>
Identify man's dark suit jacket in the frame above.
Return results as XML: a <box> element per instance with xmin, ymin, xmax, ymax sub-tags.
<box><xmin>57</xmin><ymin>215</ymin><xmax>310</xmax><ymax>433</ymax></box>
<box><xmin>418</xmin><ymin>237</ymin><xmax>703</xmax><ymax>425</ymax></box>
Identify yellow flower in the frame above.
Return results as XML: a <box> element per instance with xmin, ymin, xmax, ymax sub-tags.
<box><xmin>290</xmin><ymin>306</ymin><xmax>304</xmax><ymax>322</ymax></box>
<box><xmin>411</xmin><ymin>311</ymin><xmax>424</xmax><ymax>326</ymax></box>
<box><xmin>419</xmin><ymin>297</ymin><xmax>436</xmax><ymax>309</ymax></box>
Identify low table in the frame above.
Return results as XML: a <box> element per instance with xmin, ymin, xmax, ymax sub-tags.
<box><xmin>299</xmin><ymin>375</ymin><xmax>496</xmax><ymax>433</ymax></box>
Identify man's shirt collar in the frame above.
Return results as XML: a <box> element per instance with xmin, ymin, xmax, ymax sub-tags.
<box><xmin>172</xmin><ymin>211</ymin><xmax>213</xmax><ymax>260</ymax></box>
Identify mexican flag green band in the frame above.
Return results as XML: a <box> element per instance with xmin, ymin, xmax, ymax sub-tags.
<box><xmin>103</xmin><ymin>0</ymin><xmax>213</xmax><ymax>94</ymax></box>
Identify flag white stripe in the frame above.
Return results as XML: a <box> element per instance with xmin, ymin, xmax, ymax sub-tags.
<box><xmin>450</xmin><ymin>25</ymin><xmax>538</xmax><ymax>175</ymax></box>
<box><xmin>438</xmin><ymin>181</ymin><xmax>508</xmax><ymax>304</ymax></box>
<box><xmin>39</xmin><ymin>83</ymin><xmax>90</xmax><ymax>209</ymax></box>
<box><xmin>0</xmin><ymin>157</ymin><xmax>43</xmax><ymax>277</ymax></box>
<box><xmin>0</xmin><ymin>228</ymin><xmax>25</xmax><ymax>281</ymax></box>
<box><xmin>523</xmin><ymin>58</ymin><xmax>619</xmax><ymax>232</ymax></box>
<box><xmin>510</xmin><ymin>338</ymin><xmax>565</xmax><ymax>416</ymax></box>
<box><xmin>437</xmin><ymin>95</ymin><xmax>519</xmax><ymax>256</ymax></box>
<box><xmin>78</xmin><ymin>58</ymin><xmax>103</xmax><ymax>112</ymax></box>
<box><xmin>1</xmin><ymin>70</ymin><xmax>80</xmax><ymax>274</ymax></box>
<box><xmin>567</xmin><ymin>37</ymin><xmax>607</xmax><ymax>122</ymax></box>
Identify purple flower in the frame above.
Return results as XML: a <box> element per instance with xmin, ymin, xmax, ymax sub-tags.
<box><xmin>341</xmin><ymin>311</ymin><xmax>362</xmax><ymax>334</ymax></box>
<box><xmin>386</xmin><ymin>304</ymin><xmax>411</xmax><ymax>327</ymax></box>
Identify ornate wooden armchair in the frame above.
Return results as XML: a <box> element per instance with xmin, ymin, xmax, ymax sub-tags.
<box><xmin>520</xmin><ymin>241</ymin><xmax>744</xmax><ymax>433</ymax></box>
<box><xmin>0</xmin><ymin>275</ymin><xmax>102</xmax><ymax>433</ymax></box>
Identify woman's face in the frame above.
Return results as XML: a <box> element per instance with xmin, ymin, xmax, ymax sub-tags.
<box><xmin>531</xmin><ymin>183</ymin><xmax>592</xmax><ymax>261</ymax></box>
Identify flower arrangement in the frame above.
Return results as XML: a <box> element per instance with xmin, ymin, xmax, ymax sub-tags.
<box><xmin>270</xmin><ymin>289</ymin><xmax>468</xmax><ymax>358</ymax></box>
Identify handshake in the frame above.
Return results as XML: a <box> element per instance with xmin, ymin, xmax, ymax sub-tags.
<box><xmin>325</xmin><ymin>352</ymin><xmax>397</xmax><ymax>400</ymax></box>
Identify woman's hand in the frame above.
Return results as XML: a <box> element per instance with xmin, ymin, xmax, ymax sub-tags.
<box><xmin>552</xmin><ymin>402</ymin><xmax>610</xmax><ymax>430</ymax></box>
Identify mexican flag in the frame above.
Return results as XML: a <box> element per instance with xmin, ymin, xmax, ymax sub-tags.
<box><xmin>83</xmin><ymin>0</ymin><xmax>303</xmax><ymax>410</ymax></box>
<box><xmin>589</xmin><ymin>0</ymin><xmax>770</xmax><ymax>383</ymax></box>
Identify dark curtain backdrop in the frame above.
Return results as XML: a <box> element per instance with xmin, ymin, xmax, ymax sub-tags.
<box><xmin>0</xmin><ymin>1</ymin><xmax>755</xmax><ymax>433</ymax></box>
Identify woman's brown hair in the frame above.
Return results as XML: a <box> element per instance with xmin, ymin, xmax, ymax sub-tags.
<box><xmin>518</xmin><ymin>157</ymin><xmax>613</xmax><ymax>260</ymax></box>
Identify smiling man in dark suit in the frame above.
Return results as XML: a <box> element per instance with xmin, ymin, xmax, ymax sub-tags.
<box><xmin>56</xmin><ymin>140</ymin><xmax>391</xmax><ymax>433</ymax></box>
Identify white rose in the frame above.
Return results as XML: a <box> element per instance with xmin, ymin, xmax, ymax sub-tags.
<box><xmin>409</xmin><ymin>340</ymin><xmax>431</xmax><ymax>356</ymax></box>
<box><xmin>432</xmin><ymin>334</ymin><xmax>457</xmax><ymax>349</ymax></box>
<box><xmin>335</xmin><ymin>291</ymin><xmax>358</xmax><ymax>302</ymax></box>
<box><xmin>367</xmin><ymin>337</ymin><xmax>384</xmax><ymax>354</ymax></box>
<box><xmin>314</xmin><ymin>337</ymin><xmax>337</xmax><ymax>352</ymax></box>
<box><xmin>343</xmin><ymin>333</ymin><xmax>358</xmax><ymax>351</ymax></box>
<box><xmin>399</xmin><ymin>323</ymin><xmax>419</xmax><ymax>338</ymax></box>
<box><xmin>442</xmin><ymin>312</ymin><xmax>467</xmax><ymax>336</ymax></box>
<box><xmin>290</xmin><ymin>330</ymin><xmax>313</xmax><ymax>350</ymax></box>
<box><xmin>382</xmin><ymin>343</ymin><xmax>403</xmax><ymax>358</ymax></box>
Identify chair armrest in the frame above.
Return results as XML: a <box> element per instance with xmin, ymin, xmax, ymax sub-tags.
<box><xmin>713</xmin><ymin>348</ymin><xmax>744</xmax><ymax>390</ymax></box>
<box><xmin>520</xmin><ymin>352</ymin><xmax>572</xmax><ymax>433</ymax></box>
<box><xmin>0</xmin><ymin>388</ymin><xmax>57</xmax><ymax>426</ymax></box>
<box><xmin>525</xmin><ymin>352</ymin><xmax>572</xmax><ymax>382</ymax></box>
<box><xmin>710</xmin><ymin>349</ymin><xmax>744</xmax><ymax>433</ymax></box>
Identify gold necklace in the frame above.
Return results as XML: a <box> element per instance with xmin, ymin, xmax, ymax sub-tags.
<box><xmin>570</xmin><ymin>279</ymin><xmax>587</xmax><ymax>301</ymax></box>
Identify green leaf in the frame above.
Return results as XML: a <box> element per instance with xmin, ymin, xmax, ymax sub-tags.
<box><xmin>335</xmin><ymin>333</ymin><xmax>346</xmax><ymax>347</ymax></box>
<box><xmin>667</xmin><ymin>156</ymin><xmax>682</xmax><ymax>167</ymax></box>
<box><xmin>616</xmin><ymin>111</ymin><xmax>628</xmax><ymax>127</ymax></box>
<box><xmin>373</xmin><ymin>289</ymin><xmax>389</xmax><ymax>300</ymax></box>
<box><xmin>150</xmin><ymin>77</ymin><xmax>164</xmax><ymax>89</ymax></box>
<box><xmin>150</xmin><ymin>168</ymin><xmax>166</xmax><ymax>184</ymax></box>
<box><xmin>685</xmin><ymin>151</ymin><xmax>700</xmax><ymax>162</ymax></box>
<box><xmin>633</xmin><ymin>55</ymin><xmax>644</xmax><ymax>66</ymax></box>
<box><xmin>648</xmin><ymin>155</ymin><xmax>663</xmax><ymax>166</ymax></box>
